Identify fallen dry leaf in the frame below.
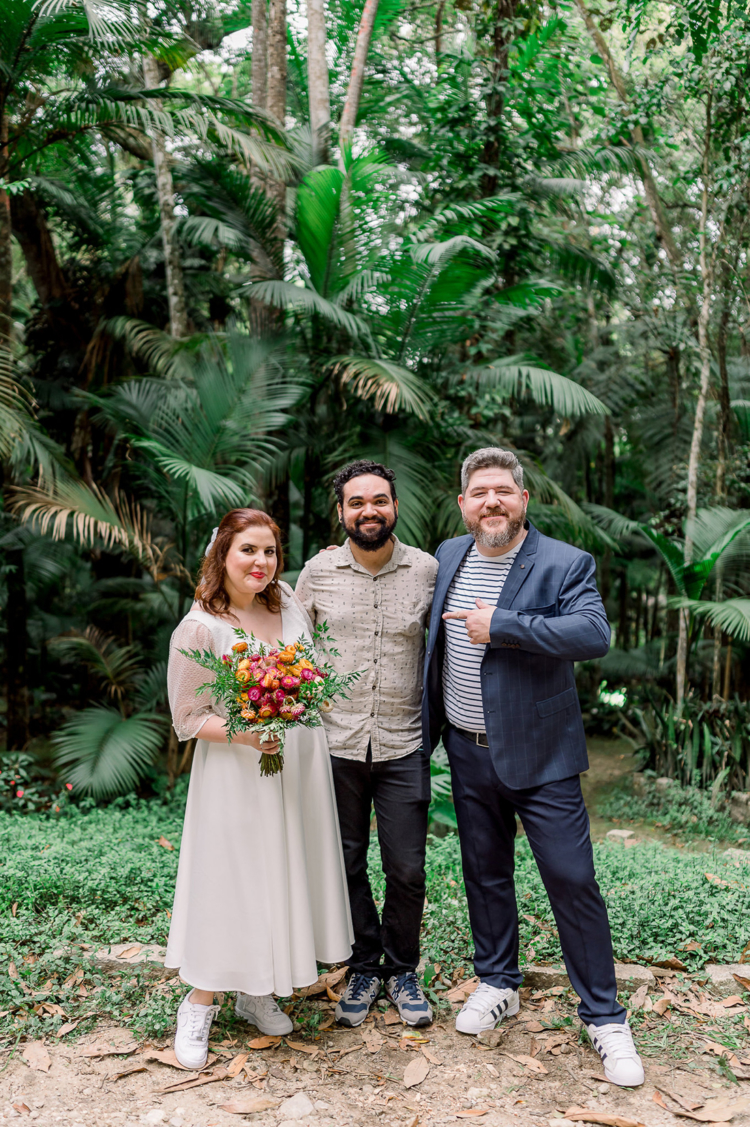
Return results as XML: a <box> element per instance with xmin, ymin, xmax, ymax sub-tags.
<box><xmin>286</xmin><ymin>1041</ymin><xmax>319</xmax><ymax>1056</ymax></box>
<box><xmin>220</xmin><ymin>1098</ymin><xmax>279</xmax><ymax>1115</ymax></box>
<box><xmin>653</xmin><ymin>996</ymin><xmax>671</xmax><ymax>1016</ymax></box>
<box><xmin>721</xmin><ymin>995</ymin><xmax>744</xmax><ymax>1008</ymax></box>
<box><xmin>225</xmin><ymin>1053</ymin><xmax>249</xmax><ymax>1078</ymax></box>
<box><xmin>139</xmin><ymin>1048</ymin><xmax>198</xmax><ymax>1071</ymax></box>
<box><xmin>656</xmin><ymin>1087</ymin><xmax>705</xmax><ymax>1113</ymax></box>
<box><xmin>248</xmin><ymin>1035</ymin><xmax>281</xmax><ymax>1050</ymax></box>
<box><xmin>114</xmin><ymin>1064</ymin><xmax>151</xmax><ymax>1081</ymax></box>
<box><xmin>445</xmin><ymin>977</ymin><xmax>479</xmax><ymax>1003</ymax></box>
<box><xmin>384</xmin><ymin>1009</ymin><xmax>403</xmax><ymax>1025</ymax></box>
<box><xmin>403</xmin><ymin>1054</ymin><xmax>430</xmax><ymax>1088</ymax></box>
<box><xmin>523</xmin><ymin>1020</ymin><xmax>545</xmax><ymax>1033</ymax></box>
<box><xmin>13</xmin><ymin>1103</ymin><xmax>30</xmax><ymax>1116</ymax></box>
<box><xmin>667</xmin><ymin>1098</ymin><xmax>750</xmax><ymax>1123</ymax></box>
<box><xmin>629</xmin><ymin>985</ymin><xmax>649</xmax><ymax>1011</ymax></box>
<box><xmin>298</xmin><ymin>966</ymin><xmax>348</xmax><ymax>997</ymax></box>
<box><xmin>421</xmin><ymin>1045</ymin><xmax>441</xmax><ymax>1065</ymax></box>
<box><xmin>117</xmin><ymin>945</ymin><xmax>141</xmax><ymax>960</ymax></box>
<box><xmin>733</xmin><ymin>973</ymin><xmax>750</xmax><ymax>993</ymax></box>
<box><xmin>504</xmin><ymin>1053</ymin><xmax>548</xmax><ymax>1074</ymax></box>
<box><xmin>326</xmin><ymin>984</ymin><xmax>342</xmax><ymax>1003</ymax></box>
<box><xmin>62</xmin><ymin>967</ymin><xmax>83</xmax><ymax>989</ymax></box>
<box><xmin>8</xmin><ymin>961</ymin><xmax>18</xmax><ymax>979</ymax></box>
<box><xmin>565</xmin><ymin>1108</ymin><xmax>646</xmax><ymax>1127</ymax></box>
<box><xmin>22</xmin><ymin>1042</ymin><xmax>50</xmax><ymax>1073</ymax></box>
<box><xmin>456</xmin><ymin>1111</ymin><xmax>490</xmax><ymax>1119</ymax></box>
<box><xmin>154</xmin><ymin>1061</ymin><xmax>235</xmax><ymax>1094</ymax></box>
<box><xmin>683</xmin><ymin>941</ymin><xmax>702</xmax><ymax>952</ymax></box>
<box><xmin>157</xmin><ymin>836</ymin><xmax>174</xmax><ymax>850</ymax></box>
<box><xmin>56</xmin><ymin>1022</ymin><xmax>79</xmax><ymax>1038</ymax></box>
<box><xmin>654</xmin><ymin>957</ymin><xmax>688</xmax><ymax>971</ymax></box>
<box><xmin>334</xmin><ymin>1044</ymin><xmax>362</xmax><ymax>1059</ymax></box>
<box><xmin>361</xmin><ymin>1028</ymin><xmax>383</xmax><ymax>1054</ymax></box>
<box><xmin>706</xmin><ymin>873</ymin><xmax>734</xmax><ymax>888</ymax></box>
<box><xmin>11</xmin><ymin>903</ymin><xmax>17</xmax><ymax>918</ymax></box>
<box><xmin>654</xmin><ymin>1092</ymin><xmax>670</xmax><ymax>1110</ymax></box>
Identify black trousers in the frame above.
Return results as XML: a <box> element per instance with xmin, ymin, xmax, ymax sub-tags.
<box><xmin>330</xmin><ymin>746</ymin><xmax>430</xmax><ymax>978</ymax></box>
<box><xmin>445</xmin><ymin>724</ymin><xmax>626</xmax><ymax>1027</ymax></box>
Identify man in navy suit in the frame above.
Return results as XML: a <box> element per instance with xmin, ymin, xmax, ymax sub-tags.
<box><xmin>423</xmin><ymin>447</ymin><xmax>644</xmax><ymax>1088</ymax></box>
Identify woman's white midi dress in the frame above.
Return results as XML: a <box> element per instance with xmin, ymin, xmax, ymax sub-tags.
<box><xmin>164</xmin><ymin>583</ymin><xmax>353</xmax><ymax>997</ymax></box>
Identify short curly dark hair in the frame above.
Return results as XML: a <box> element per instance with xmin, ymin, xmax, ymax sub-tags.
<box><xmin>333</xmin><ymin>460</ymin><xmax>397</xmax><ymax>506</ymax></box>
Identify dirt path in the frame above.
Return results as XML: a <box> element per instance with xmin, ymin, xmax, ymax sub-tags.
<box><xmin>1</xmin><ymin>982</ymin><xmax>744</xmax><ymax>1127</ymax></box>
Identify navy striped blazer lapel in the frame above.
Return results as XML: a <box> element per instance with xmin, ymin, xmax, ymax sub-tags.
<box><xmin>495</xmin><ymin>523</ymin><xmax>539</xmax><ymax>610</ymax></box>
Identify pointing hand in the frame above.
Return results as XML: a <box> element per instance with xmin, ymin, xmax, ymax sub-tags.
<box><xmin>442</xmin><ymin>597</ymin><xmax>494</xmax><ymax>645</ymax></box>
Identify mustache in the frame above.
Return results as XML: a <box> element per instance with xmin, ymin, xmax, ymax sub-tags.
<box><xmin>480</xmin><ymin>509</ymin><xmax>510</xmax><ymax>518</ymax></box>
<box><xmin>355</xmin><ymin>514</ymin><xmax>387</xmax><ymax>527</ymax></box>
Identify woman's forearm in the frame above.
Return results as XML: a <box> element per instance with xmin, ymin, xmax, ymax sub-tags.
<box><xmin>196</xmin><ymin>715</ymin><xmax>231</xmax><ymax>743</ymax></box>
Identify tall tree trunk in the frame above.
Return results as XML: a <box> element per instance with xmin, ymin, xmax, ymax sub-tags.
<box><xmin>712</xmin><ymin>259</ymin><xmax>733</xmax><ymax>698</ymax></box>
<box><xmin>0</xmin><ymin>111</ymin><xmax>11</xmax><ymax>345</ymax></box>
<box><xmin>435</xmin><ymin>0</ymin><xmax>445</xmax><ymax>56</ymax></box>
<box><xmin>143</xmin><ymin>55</ymin><xmax>190</xmax><ymax>339</ymax></box>
<box><xmin>677</xmin><ymin>92</ymin><xmax>715</xmax><ymax>707</ymax></box>
<box><xmin>266</xmin><ymin>0</ymin><xmax>288</xmax><ymax>270</ymax></box>
<box><xmin>338</xmin><ymin>0</ymin><xmax>380</xmax><ymax>164</ymax></box>
<box><xmin>575</xmin><ymin>0</ymin><xmax>682</xmax><ymax>279</ymax></box>
<box><xmin>307</xmin><ymin>0</ymin><xmax>331</xmax><ymax>165</ymax></box>
<box><xmin>252</xmin><ymin>0</ymin><xmax>268</xmax><ymax>113</ymax></box>
<box><xmin>480</xmin><ymin>0</ymin><xmax>518</xmax><ymax>196</ymax></box>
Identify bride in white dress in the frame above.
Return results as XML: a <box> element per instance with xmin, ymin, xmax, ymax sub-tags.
<box><xmin>165</xmin><ymin>507</ymin><xmax>353</xmax><ymax>1068</ymax></box>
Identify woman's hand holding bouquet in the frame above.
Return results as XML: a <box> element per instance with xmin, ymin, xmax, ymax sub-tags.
<box><xmin>181</xmin><ymin>626</ymin><xmax>359</xmax><ymax>776</ymax></box>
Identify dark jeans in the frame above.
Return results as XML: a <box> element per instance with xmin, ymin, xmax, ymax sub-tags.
<box><xmin>445</xmin><ymin>724</ymin><xmax>626</xmax><ymax>1027</ymax></box>
<box><xmin>330</xmin><ymin>746</ymin><xmax>430</xmax><ymax>979</ymax></box>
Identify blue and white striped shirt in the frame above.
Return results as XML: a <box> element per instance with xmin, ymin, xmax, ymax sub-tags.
<box><xmin>442</xmin><ymin>542</ymin><xmax>521</xmax><ymax>732</ymax></box>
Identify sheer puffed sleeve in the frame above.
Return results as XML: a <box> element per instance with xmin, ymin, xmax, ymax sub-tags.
<box><xmin>168</xmin><ymin>618</ymin><xmax>222</xmax><ymax>741</ymax></box>
<box><xmin>280</xmin><ymin>582</ymin><xmax>316</xmax><ymax>643</ymax></box>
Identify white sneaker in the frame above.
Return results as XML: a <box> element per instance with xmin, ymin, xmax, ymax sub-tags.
<box><xmin>235</xmin><ymin>992</ymin><xmax>293</xmax><ymax>1035</ymax></box>
<box><xmin>174</xmin><ymin>992</ymin><xmax>219</xmax><ymax>1070</ymax></box>
<box><xmin>455</xmin><ymin>982</ymin><xmax>520</xmax><ymax>1035</ymax></box>
<box><xmin>587</xmin><ymin>1021</ymin><xmax>645</xmax><ymax>1087</ymax></box>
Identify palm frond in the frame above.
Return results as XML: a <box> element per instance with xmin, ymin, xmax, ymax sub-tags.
<box><xmin>247</xmin><ymin>281</ymin><xmax>370</xmax><ymax>341</ymax></box>
<box><xmin>669</xmin><ymin>597</ymin><xmax>750</xmax><ymax>643</ymax></box>
<box><xmin>53</xmin><ymin>706</ymin><xmax>167</xmax><ymax>797</ymax></box>
<box><xmin>475</xmin><ymin>359</ymin><xmax>609</xmax><ymax>417</ymax></box>
<box><xmin>331</xmin><ymin>356</ymin><xmax>435</xmax><ymax>420</ymax></box>
<box><xmin>48</xmin><ymin>627</ymin><xmax>141</xmax><ymax>701</ymax></box>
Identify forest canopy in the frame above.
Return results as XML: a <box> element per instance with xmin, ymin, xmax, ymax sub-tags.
<box><xmin>1</xmin><ymin>0</ymin><xmax>748</xmax><ymax>798</ymax></box>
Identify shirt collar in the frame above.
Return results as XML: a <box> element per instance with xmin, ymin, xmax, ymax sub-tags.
<box><xmin>335</xmin><ymin>535</ymin><xmax>412</xmax><ymax>576</ymax></box>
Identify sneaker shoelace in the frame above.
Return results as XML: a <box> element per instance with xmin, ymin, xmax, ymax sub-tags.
<box><xmin>187</xmin><ymin>1003</ymin><xmax>215</xmax><ymax>1042</ymax></box>
<box><xmin>347</xmin><ymin>973</ymin><xmax>376</xmax><ymax>1001</ymax></box>
<box><xmin>393</xmin><ymin>972</ymin><xmax>423</xmax><ymax>1002</ymax></box>
<box><xmin>464</xmin><ymin>982</ymin><xmax>510</xmax><ymax>1013</ymax></box>
<box><xmin>251</xmin><ymin>995</ymin><xmax>282</xmax><ymax>1017</ymax></box>
<box><xmin>593</xmin><ymin>1024</ymin><xmax>637</xmax><ymax>1059</ymax></box>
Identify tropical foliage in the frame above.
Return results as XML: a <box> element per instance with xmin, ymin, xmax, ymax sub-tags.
<box><xmin>0</xmin><ymin>0</ymin><xmax>747</xmax><ymax>796</ymax></box>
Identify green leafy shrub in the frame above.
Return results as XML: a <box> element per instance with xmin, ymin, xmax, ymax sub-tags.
<box><xmin>599</xmin><ymin>774</ymin><xmax>746</xmax><ymax>842</ymax></box>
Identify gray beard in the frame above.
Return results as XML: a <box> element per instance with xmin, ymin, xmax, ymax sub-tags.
<box><xmin>463</xmin><ymin>507</ymin><xmax>526</xmax><ymax>549</ymax></box>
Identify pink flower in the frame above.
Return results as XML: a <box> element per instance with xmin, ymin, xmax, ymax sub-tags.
<box><xmin>273</xmin><ymin>689</ymin><xmax>286</xmax><ymax>705</ymax></box>
<box><xmin>291</xmin><ymin>703</ymin><xmax>306</xmax><ymax>720</ymax></box>
<box><xmin>16</xmin><ymin>789</ymin><xmax>24</xmax><ymax>798</ymax></box>
<box><xmin>280</xmin><ymin>675</ymin><xmax>300</xmax><ymax>690</ymax></box>
<box><xmin>246</xmin><ymin>686</ymin><xmax>263</xmax><ymax>702</ymax></box>
<box><xmin>65</xmin><ymin>783</ymin><xmax>73</xmax><ymax>791</ymax></box>
<box><xmin>300</xmin><ymin>668</ymin><xmax>316</xmax><ymax>682</ymax></box>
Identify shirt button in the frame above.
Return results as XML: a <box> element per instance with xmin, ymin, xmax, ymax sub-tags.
<box><xmin>374</xmin><ymin>657</ymin><xmax>378</xmax><ymax>663</ymax></box>
<box><xmin>370</xmin><ymin>711</ymin><xmax>375</xmax><ymax>717</ymax></box>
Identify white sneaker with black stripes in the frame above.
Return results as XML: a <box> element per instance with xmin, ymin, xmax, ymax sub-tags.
<box><xmin>586</xmin><ymin>1021</ymin><xmax>644</xmax><ymax>1087</ymax></box>
<box><xmin>455</xmin><ymin>982</ymin><xmax>520</xmax><ymax>1035</ymax></box>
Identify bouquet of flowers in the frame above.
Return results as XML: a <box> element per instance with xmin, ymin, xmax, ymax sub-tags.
<box><xmin>180</xmin><ymin>626</ymin><xmax>359</xmax><ymax>776</ymax></box>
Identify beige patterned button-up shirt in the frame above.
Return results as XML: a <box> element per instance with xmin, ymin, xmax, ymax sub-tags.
<box><xmin>296</xmin><ymin>537</ymin><xmax>438</xmax><ymax>761</ymax></box>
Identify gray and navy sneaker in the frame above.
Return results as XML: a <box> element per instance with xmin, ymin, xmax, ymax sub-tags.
<box><xmin>386</xmin><ymin>972</ymin><xmax>433</xmax><ymax>1027</ymax></box>
<box><xmin>335</xmin><ymin>972</ymin><xmax>382</xmax><ymax>1027</ymax></box>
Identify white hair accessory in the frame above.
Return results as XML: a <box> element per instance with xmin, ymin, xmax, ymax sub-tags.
<box><xmin>204</xmin><ymin>526</ymin><xmax>219</xmax><ymax>556</ymax></box>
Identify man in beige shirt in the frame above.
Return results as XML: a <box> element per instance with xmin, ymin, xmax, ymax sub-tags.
<box><xmin>296</xmin><ymin>460</ymin><xmax>438</xmax><ymax>1029</ymax></box>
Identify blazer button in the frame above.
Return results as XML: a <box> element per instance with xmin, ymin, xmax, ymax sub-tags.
<box><xmin>520</xmin><ymin>564</ymin><xmax>525</xmax><ymax>569</ymax></box>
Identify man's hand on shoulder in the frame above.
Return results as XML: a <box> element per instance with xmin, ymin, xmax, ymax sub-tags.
<box><xmin>442</xmin><ymin>597</ymin><xmax>494</xmax><ymax>645</ymax></box>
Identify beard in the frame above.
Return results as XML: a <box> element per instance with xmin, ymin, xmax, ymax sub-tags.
<box><xmin>343</xmin><ymin>511</ymin><xmax>398</xmax><ymax>552</ymax></box>
<box><xmin>462</xmin><ymin>503</ymin><xmax>527</xmax><ymax>549</ymax></box>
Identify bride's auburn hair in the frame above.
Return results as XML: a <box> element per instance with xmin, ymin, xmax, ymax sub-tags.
<box><xmin>196</xmin><ymin>509</ymin><xmax>285</xmax><ymax>617</ymax></box>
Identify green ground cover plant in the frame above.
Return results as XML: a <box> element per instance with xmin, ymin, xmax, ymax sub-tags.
<box><xmin>600</xmin><ymin>775</ymin><xmax>749</xmax><ymax>844</ymax></box>
<box><xmin>1</xmin><ymin>799</ymin><xmax>750</xmax><ymax>1045</ymax></box>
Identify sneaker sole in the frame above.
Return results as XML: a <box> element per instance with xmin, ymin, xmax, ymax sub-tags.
<box><xmin>335</xmin><ymin>1008</ymin><xmax>371</xmax><ymax>1028</ymax></box>
<box><xmin>385</xmin><ymin>992</ymin><xmax>433</xmax><ymax>1027</ymax></box>
<box><xmin>455</xmin><ymin>996</ymin><xmax>520</xmax><ymax>1035</ymax></box>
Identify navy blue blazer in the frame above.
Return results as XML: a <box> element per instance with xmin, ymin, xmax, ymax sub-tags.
<box><xmin>421</xmin><ymin>522</ymin><xmax>610</xmax><ymax>789</ymax></box>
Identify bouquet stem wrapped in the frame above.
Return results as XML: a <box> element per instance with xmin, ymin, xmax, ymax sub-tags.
<box><xmin>180</xmin><ymin>627</ymin><xmax>358</xmax><ymax>777</ymax></box>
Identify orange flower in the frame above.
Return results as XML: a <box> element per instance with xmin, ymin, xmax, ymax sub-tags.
<box><xmin>235</xmin><ymin>670</ymin><xmax>251</xmax><ymax>683</ymax></box>
<box><xmin>232</xmin><ymin>642</ymin><xmax>249</xmax><ymax>653</ymax></box>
